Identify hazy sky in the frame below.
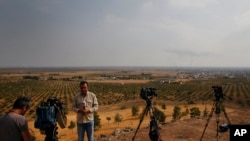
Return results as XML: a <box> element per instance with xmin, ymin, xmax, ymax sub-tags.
<box><xmin>1</xmin><ymin>0</ymin><xmax>250</xmax><ymax>68</ymax></box>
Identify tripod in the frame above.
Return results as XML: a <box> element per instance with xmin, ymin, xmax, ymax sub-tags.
<box><xmin>44</xmin><ymin>124</ymin><xmax>58</xmax><ymax>141</ymax></box>
<box><xmin>132</xmin><ymin>97</ymin><xmax>161</xmax><ymax>141</ymax></box>
<box><xmin>200</xmin><ymin>86</ymin><xmax>231</xmax><ymax>141</ymax></box>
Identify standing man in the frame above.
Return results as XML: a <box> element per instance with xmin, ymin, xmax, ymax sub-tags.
<box><xmin>0</xmin><ymin>96</ymin><xmax>34</xmax><ymax>141</ymax></box>
<box><xmin>73</xmin><ymin>81</ymin><xmax>98</xmax><ymax>141</ymax></box>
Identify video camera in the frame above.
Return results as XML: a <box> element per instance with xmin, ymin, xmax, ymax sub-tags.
<box><xmin>212</xmin><ymin>86</ymin><xmax>224</xmax><ymax>100</ymax></box>
<box><xmin>140</xmin><ymin>87</ymin><xmax>157</xmax><ymax>100</ymax></box>
<box><xmin>34</xmin><ymin>97</ymin><xmax>67</xmax><ymax>141</ymax></box>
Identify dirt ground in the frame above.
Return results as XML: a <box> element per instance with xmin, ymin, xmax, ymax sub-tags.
<box><xmin>29</xmin><ymin>99</ymin><xmax>250</xmax><ymax>141</ymax></box>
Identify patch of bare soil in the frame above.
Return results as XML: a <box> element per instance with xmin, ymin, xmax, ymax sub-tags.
<box><xmin>29</xmin><ymin>100</ymin><xmax>250</xmax><ymax>141</ymax></box>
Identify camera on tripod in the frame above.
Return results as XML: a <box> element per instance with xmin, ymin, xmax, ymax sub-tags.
<box><xmin>34</xmin><ymin>97</ymin><xmax>67</xmax><ymax>141</ymax></box>
<box><xmin>212</xmin><ymin>86</ymin><xmax>224</xmax><ymax>100</ymax></box>
<box><xmin>133</xmin><ymin>87</ymin><xmax>160</xmax><ymax>141</ymax></box>
<box><xmin>140</xmin><ymin>87</ymin><xmax>157</xmax><ymax>100</ymax></box>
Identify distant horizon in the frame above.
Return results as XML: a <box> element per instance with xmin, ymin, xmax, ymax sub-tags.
<box><xmin>1</xmin><ymin>65</ymin><xmax>250</xmax><ymax>71</ymax></box>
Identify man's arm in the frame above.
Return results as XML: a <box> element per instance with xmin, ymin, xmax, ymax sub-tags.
<box><xmin>72</xmin><ymin>95</ymin><xmax>80</xmax><ymax>113</ymax></box>
<box><xmin>89</xmin><ymin>94</ymin><xmax>98</xmax><ymax>112</ymax></box>
<box><xmin>21</xmin><ymin>129</ymin><xmax>33</xmax><ymax>141</ymax></box>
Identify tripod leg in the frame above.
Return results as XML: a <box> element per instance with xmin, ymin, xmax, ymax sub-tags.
<box><xmin>215</xmin><ymin>101</ymin><xmax>222</xmax><ymax>141</ymax></box>
<box><xmin>216</xmin><ymin>114</ymin><xmax>220</xmax><ymax>141</ymax></box>
<box><xmin>149</xmin><ymin>115</ymin><xmax>161</xmax><ymax>141</ymax></box>
<box><xmin>45</xmin><ymin>125</ymin><xmax>58</xmax><ymax>141</ymax></box>
<box><xmin>221</xmin><ymin>103</ymin><xmax>231</xmax><ymax>124</ymax></box>
<box><xmin>132</xmin><ymin>106</ymin><xmax>149</xmax><ymax>141</ymax></box>
<box><xmin>200</xmin><ymin>102</ymin><xmax>216</xmax><ymax>141</ymax></box>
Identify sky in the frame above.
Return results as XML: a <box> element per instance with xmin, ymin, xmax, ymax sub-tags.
<box><xmin>1</xmin><ymin>0</ymin><xmax>250</xmax><ymax>68</ymax></box>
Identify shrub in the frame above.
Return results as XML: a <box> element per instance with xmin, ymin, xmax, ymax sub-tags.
<box><xmin>172</xmin><ymin>106</ymin><xmax>181</xmax><ymax>121</ymax></box>
<box><xmin>132</xmin><ymin>106</ymin><xmax>139</xmax><ymax>116</ymax></box>
<box><xmin>153</xmin><ymin>107</ymin><xmax>166</xmax><ymax>123</ymax></box>
<box><xmin>94</xmin><ymin>112</ymin><xmax>101</xmax><ymax>130</ymax></box>
<box><xmin>190</xmin><ymin>107</ymin><xmax>201</xmax><ymax>118</ymax></box>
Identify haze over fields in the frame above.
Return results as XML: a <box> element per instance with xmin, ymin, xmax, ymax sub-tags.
<box><xmin>1</xmin><ymin>0</ymin><xmax>250</xmax><ymax>68</ymax></box>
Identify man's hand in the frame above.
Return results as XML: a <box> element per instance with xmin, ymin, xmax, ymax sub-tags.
<box><xmin>78</xmin><ymin>109</ymin><xmax>90</xmax><ymax>114</ymax></box>
<box><xmin>29</xmin><ymin>129</ymin><xmax>36</xmax><ymax>141</ymax></box>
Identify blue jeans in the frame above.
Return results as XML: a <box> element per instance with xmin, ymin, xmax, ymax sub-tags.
<box><xmin>77</xmin><ymin>120</ymin><xmax>94</xmax><ymax>141</ymax></box>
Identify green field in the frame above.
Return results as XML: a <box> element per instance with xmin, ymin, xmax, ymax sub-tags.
<box><xmin>1</xmin><ymin>77</ymin><xmax>250</xmax><ymax>118</ymax></box>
